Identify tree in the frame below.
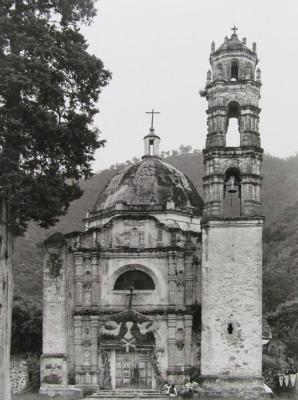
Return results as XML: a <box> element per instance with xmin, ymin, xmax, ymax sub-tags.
<box><xmin>0</xmin><ymin>1</ymin><xmax>111</xmax><ymax>398</ymax></box>
<box><xmin>11</xmin><ymin>296</ymin><xmax>42</xmax><ymax>356</ymax></box>
<box><xmin>179</xmin><ymin>144</ymin><xmax>192</xmax><ymax>154</ymax></box>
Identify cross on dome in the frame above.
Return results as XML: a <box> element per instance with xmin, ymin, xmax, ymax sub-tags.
<box><xmin>145</xmin><ymin>109</ymin><xmax>160</xmax><ymax>131</ymax></box>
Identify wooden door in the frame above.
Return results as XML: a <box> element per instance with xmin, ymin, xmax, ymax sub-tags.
<box><xmin>137</xmin><ymin>359</ymin><xmax>153</xmax><ymax>389</ymax></box>
<box><xmin>116</xmin><ymin>353</ymin><xmax>133</xmax><ymax>388</ymax></box>
<box><xmin>115</xmin><ymin>352</ymin><xmax>153</xmax><ymax>389</ymax></box>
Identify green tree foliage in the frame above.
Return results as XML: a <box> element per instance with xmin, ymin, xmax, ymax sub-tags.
<box><xmin>0</xmin><ymin>0</ymin><xmax>111</xmax><ymax>233</ymax></box>
<box><xmin>267</xmin><ymin>300</ymin><xmax>298</xmax><ymax>360</ymax></box>
<box><xmin>11</xmin><ymin>297</ymin><xmax>42</xmax><ymax>355</ymax></box>
<box><xmin>0</xmin><ymin>1</ymin><xmax>110</xmax><ymax>397</ymax></box>
<box><xmin>263</xmin><ymin>201</ymin><xmax>298</xmax><ymax>312</ymax></box>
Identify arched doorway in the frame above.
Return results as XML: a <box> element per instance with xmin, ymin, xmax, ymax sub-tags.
<box><xmin>99</xmin><ymin>309</ymin><xmax>157</xmax><ymax>390</ymax></box>
<box><xmin>116</xmin><ymin>350</ymin><xmax>153</xmax><ymax>389</ymax></box>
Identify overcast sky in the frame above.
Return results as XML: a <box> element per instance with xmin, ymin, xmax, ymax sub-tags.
<box><xmin>82</xmin><ymin>0</ymin><xmax>298</xmax><ymax>172</ymax></box>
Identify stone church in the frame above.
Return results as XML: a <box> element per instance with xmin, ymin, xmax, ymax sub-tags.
<box><xmin>40</xmin><ymin>29</ymin><xmax>265</xmax><ymax>399</ymax></box>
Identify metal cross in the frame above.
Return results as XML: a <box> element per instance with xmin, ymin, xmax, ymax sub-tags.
<box><xmin>145</xmin><ymin>109</ymin><xmax>160</xmax><ymax>130</ymax></box>
<box><xmin>231</xmin><ymin>26</ymin><xmax>238</xmax><ymax>35</ymax></box>
<box><xmin>127</xmin><ymin>286</ymin><xmax>137</xmax><ymax>310</ymax></box>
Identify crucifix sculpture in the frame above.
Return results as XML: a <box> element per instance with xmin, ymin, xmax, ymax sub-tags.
<box><xmin>145</xmin><ymin>109</ymin><xmax>160</xmax><ymax>130</ymax></box>
<box><xmin>127</xmin><ymin>286</ymin><xmax>137</xmax><ymax>310</ymax></box>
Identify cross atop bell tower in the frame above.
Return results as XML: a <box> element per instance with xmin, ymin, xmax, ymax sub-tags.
<box><xmin>231</xmin><ymin>25</ymin><xmax>238</xmax><ymax>35</ymax></box>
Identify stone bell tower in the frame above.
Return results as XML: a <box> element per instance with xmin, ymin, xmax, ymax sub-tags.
<box><xmin>200</xmin><ymin>27</ymin><xmax>265</xmax><ymax>399</ymax></box>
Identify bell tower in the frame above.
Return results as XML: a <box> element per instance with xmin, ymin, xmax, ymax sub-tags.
<box><xmin>200</xmin><ymin>28</ymin><xmax>265</xmax><ymax>399</ymax></box>
<box><xmin>201</xmin><ymin>26</ymin><xmax>263</xmax><ymax>217</ymax></box>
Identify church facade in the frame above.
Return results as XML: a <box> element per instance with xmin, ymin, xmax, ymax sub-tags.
<box><xmin>40</xmin><ymin>30</ymin><xmax>265</xmax><ymax>399</ymax></box>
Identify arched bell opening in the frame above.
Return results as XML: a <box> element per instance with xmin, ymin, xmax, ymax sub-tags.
<box><xmin>149</xmin><ymin>139</ymin><xmax>154</xmax><ymax>156</ymax></box>
<box><xmin>226</xmin><ymin>101</ymin><xmax>241</xmax><ymax>147</ymax></box>
<box><xmin>231</xmin><ymin>60</ymin><xmax>239</xmax><ymax>80</ymax></box>
<box><xmin>223</xmin><ymin>167</ymin><xmax>241</xmax><ymax>217</ymax></box>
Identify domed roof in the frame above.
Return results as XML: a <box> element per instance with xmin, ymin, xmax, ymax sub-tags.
<box><xmin>93</xmin><ymin>157</ymin><xmax>203</xmax><ymax>215</ymax></box>
<box><xmin>214</xmin><ymin>34</ymin><xmax>255</xmax><ymax>55</ymax></box>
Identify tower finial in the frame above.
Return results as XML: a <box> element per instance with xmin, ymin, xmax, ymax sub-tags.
<box><xmin>145</xmin><ymin>109</ymin><xmax>160</xmax><ymax>132</ymax></box>
<box><xmin>143</xmin><ymin>109</ymin><xmax>161</xmax><ymax>158</ymax></box>
<box><xmin>231</xmin><ymin>25</ymin><xmax>238</xmax><ymax>36</ymax></box>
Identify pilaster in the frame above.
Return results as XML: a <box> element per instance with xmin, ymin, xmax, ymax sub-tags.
<box><xmin>184</xmin><ymin>314</ymin><xmax>193</xmax><ymax>368</ymax></box>
<box><xmin>167</xmin><ymin>314</ymin><xmax>176</xmax><ymax>368</ymax></box>
<box><xmin>168</xmin><ymin>251</ymin><xmax>177</xmax><ymax>306</ymax></box>
<box><xmin>74</xmin><ymin>315</ymin><xmax>83</xmax><ymax>380</ymax></box>
<box><xmin>74</xmin><ymin>253</ymin><xmax>83</xmax><ymax>306</ymax></box>
<box><xmin>91</xmin><ymin>253</ymin><xmax>99</xmax><ymax>307</ymax></box>
<box><xmin>184</xmin><ymin>250</ymin><xmax>194</xmax><ymax>306</ymax></box>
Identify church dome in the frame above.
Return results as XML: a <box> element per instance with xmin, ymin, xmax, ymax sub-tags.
<box><xmin>93</xmin><ymin>157</ymin><xmax>203</xmax><ymax>215</ymax></box>
<box><xmin>211</xmin><ymin>29</ymin><xmax>257</xmax><ymax>58</ymax></box>
<box><xmin>216</xmin><ymin>34</ymin><xmax>248</xmax><ymax>53</ymax></box>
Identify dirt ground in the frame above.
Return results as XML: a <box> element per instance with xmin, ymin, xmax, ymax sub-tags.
<box><xmin>13</xmin><ymin>394</ymin><xmax>76</xmax><ymax>400</ymax></box>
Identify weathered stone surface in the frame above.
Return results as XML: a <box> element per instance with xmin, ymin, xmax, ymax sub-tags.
<box><xmin>40</xmin><ymin>156</ymin><xmax>202</xmax><ymax>395</ymax></box>
<box><xmin>10</xmin><ymin>356</ymin><xmax>28</xmax><ymax>394</ymax></box>
<box><xmin>201</xmin><ymin>219</ymin><xmax>263</xmax><ymax>377</ymax></box>
<box><xmin>92</xmin><ymin>158</ymin><xmax>203</xmax><ymax>214</ymax></box>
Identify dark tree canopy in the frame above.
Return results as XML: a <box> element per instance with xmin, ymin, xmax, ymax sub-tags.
<box><xmin>11</xmin><ymin>296</ymin><xmax>42</xmax><ymax>355</ymax></box>
<box><xmin>0</xmin><ymin>0</ymin><xmax>111</xmax><ymax>234</ymax></box>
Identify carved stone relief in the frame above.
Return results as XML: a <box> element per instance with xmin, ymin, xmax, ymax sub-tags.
<box><xmin>114</xmin><ymin>227</ymin><xmax>146</xmax><ymax>248</ymax></box>
<box><xmin>112</xmin><ymin>225</ymin><xmax>165</xmax><ymax>249</ymax></box>
<box><xmin>100</xmin><ymin>318</ymin><xmax>154</xmax><ymax>353</ymax></box>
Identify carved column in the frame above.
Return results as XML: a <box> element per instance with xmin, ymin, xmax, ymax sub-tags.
<box><xmin>83</xmin><ymin>256</ymin><xmax>92</xmax><ymax>307</ymax></box>
<box><xmin>176</xmin><ymin>252</ymin><xmax>185</xmax><ymax>307</ymax></box>
<box><xmin>83</xmin><ymin>280</ymin><xmax>92</xmax><ymax>307</ymax></box>
<box><xmin>74</xmin><ymin>315</ymin><xmax>83</xmax><ymax>383</ymax></box>
<box><xmin>91</xmin><ymin>252</ymin><xmax>99</xmax><ymax>307</ymax></box>
<box><xmin>91</xmin><ymin>316</ymin><xmax>99</xmax><ymax>384</ymax></box>
<box><xmin>184</xmin><ymin>314</ymin><xmax>193</xmax><ymax>368</ymax></box>
<box><xmin>74</xmin><ymin>253</ymin><xmax>83</xmax><ymax>306</ymax></box>
<box><xmin>168</xmin><ymin>252</ymin><xmax>177</xmax><ymax>306</ymax></box>
<box><xmin>185</xmin><ymin>250</ymin><xmax>194</xmax><ymax>306</ymax></box>
<box><xmin>167</xmin><ymin>314</ymin><xmax>176</xmax><ymax>368</ymax></box>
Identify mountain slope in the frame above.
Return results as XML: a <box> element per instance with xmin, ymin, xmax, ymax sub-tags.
<box><xmin>14</xmin><ymin>150</ymin><xmax>298</xmax><ymax>313</ymax></box>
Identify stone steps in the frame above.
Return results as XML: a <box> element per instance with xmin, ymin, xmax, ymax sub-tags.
<box><xmin>85</xmin><ymin>389</ymin><xmax>168</xmax><ymax>400</ymax></box>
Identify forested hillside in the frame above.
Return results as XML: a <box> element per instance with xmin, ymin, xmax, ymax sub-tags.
<box><xmin>14</xmin><ymin>148</ymin><xmax>298</xmax><ymax>313</ymax></box>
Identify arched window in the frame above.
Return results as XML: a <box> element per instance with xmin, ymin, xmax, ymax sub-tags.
<box><xmin>149</xmin><ymin>139</ymin><xmax>154</xmax><ymax>155</ymax></box>
<box><xmin>226</xmin><ymin>101</ymin><xmax>240</xmax><ymax>146</ymax></box>
<box><xmin>231</xmin><ymin>60</ymin><xmax>239</xmax><ymax>80</ymax></box>
<box><xmin>223</xmin><ymin>167</ymin><xmax>241</xmax><ymax>217</ymax></box>
<box><xmin>113</xmin><ymin>270</ymin><xmax>155</xmax><ymax>290</ymax></box>
<box><xmin>216</xmin><ymin>63</ymin><xmax>224</xmax><ymax>80</ymax></box>
<box><xmin>245</xmin><ymin>63</ymin><xmax>253</xmax><ymax>80</ymax></box>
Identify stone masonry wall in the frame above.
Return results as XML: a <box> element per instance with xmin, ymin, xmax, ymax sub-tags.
<box><xmin>201</xmin><ymin>218</ymin><xmax>263</xmax><ymax>377</ymax></box>
<box><xmin>10</xmin><ymin>356</ymin><xmax>29</xmax><ymax>394</ymax></box>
